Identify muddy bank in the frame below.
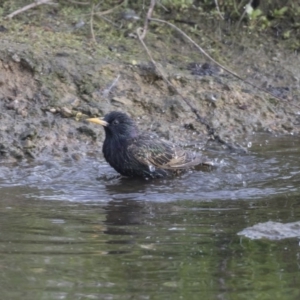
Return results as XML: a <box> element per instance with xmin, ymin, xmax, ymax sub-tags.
<box><xmin>0</xmin><ymin>12</ymin><xmax>300</xmax><ymax>163</ymax></box>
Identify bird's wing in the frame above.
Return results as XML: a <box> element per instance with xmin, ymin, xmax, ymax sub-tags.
<box><xmin>128</xmin><ymin>134</ymin><xmax>204</xmax><ymax>170</ymax></box>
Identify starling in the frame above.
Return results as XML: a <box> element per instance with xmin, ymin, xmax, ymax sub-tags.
<box><xmin>87</xmin><ymin>111</ymin><xmax>212</xmax><ymax>178</ymax></box>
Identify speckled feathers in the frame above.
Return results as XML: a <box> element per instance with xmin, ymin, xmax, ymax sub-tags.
<box><xmin>87</xmin><ymin>111</ymin><xmax>211</xmax><ymax>178</ymax></box>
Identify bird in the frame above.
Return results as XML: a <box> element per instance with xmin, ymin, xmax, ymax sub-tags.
<box><xmin>87</xmin><ymin>111</ymin><xmax>212</xmax><ymax>178</ymax></box>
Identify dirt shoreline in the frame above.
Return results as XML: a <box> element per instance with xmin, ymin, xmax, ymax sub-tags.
<box><xmin>0</xmin><ymin>13</ymin><xmax>299</xmax><ymax>163</ymax></box>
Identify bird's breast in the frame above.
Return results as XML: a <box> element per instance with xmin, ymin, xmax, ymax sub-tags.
<box><xmin>102</xmin><ymin>138</ymin><xmax>132</xmax><ymax>174</ymax></box>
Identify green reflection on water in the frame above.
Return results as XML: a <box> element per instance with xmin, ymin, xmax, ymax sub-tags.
<box><xmin>0</xmin><ymin>189</ymin><xmax>299</xmax><ymax>300</ymax></box>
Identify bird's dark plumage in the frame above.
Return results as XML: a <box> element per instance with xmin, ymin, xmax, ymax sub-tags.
<box><xmin>87</xmin><ymin>111</ymin><xmax>211</xmax><ymax>178</ymax></box>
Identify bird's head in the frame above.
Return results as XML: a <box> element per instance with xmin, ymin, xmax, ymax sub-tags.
<box><xmin>87</xmin><ymin>111</ymin><xmax>139</xmax><ymax>140</ymax></box>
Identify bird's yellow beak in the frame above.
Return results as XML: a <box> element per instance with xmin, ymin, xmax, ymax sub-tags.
<box><xmin>86</xmin><ymin>118</ymin><xmax>108</xmax><ymax>127</ymax></box>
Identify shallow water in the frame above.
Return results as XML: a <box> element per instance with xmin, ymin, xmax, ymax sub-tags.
<box><xmin>0</xmin><ymin>135</ymin><xmax>299</xmax><ymax>300</ymax></box>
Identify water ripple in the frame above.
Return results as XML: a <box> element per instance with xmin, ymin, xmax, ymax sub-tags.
<box><xmin>0</xmin><ymin>135</ymin><xmax>299</xmax><ymax>202</ymax></box>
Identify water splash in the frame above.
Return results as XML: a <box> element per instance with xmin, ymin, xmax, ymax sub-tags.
<box><xmin>148</xmin><ymin>164</ymin><xmax>156</xmax><ymax>172</ymax></box>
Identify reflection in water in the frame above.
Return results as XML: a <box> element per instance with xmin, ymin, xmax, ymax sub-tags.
<box><xmin>0</xmin><ymin>135</ymin><xmax>299</xmax><ymax>300</ymax></box>
<box><xmin>104</xmin><ymin>198</ymin><xmax>145</xmax><ymax>226</ymax></box>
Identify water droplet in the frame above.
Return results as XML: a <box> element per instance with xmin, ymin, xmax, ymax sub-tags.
<box><xmin>149</xmin><ymin>165</ymin><xmax>155</xmax><ymax>172</ymax></box>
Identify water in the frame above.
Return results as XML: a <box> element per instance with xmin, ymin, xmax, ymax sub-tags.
<box><xmin>0</xmin><ymin>135</ymin><xmax>299</xmax><ymax>300</ymax></box>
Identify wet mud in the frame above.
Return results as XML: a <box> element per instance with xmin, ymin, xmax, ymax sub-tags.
<box><xmin>0</xmin><ymin>7</ymin><xmax>299</xmax><ymax>163</ymax></box>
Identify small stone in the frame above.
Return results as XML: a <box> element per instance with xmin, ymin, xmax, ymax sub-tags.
<box><xmin>120</xmin><ymin>9</ymin><xmax>140</xmax><ymax>20</ymax></box>
<box><xmin>12</xmin><ymin>53</ymin><xmax>20</xmax><ymax>62</ymax></box>
<box><xmin>89</xmin><ymin>107</ymin><xmax>99</xmax><ymax>116</ymax></box>
<box><xmin>75</xmin><ymin>112</ymin><xmax>83</xmax><ymax>121</ymax></box>
<box><xmin>6</xmin><ymin>99</ymin><xmax>23</xmax><ymax>110</ymax></box>
<box><xmin>61</xmin><ymin>107</ymin><xmax>73</xmax><ymax>118</ymax></box>
<box><xmin>10</xmin><ymin>149</ymin><xmax>23</xmax><ymax>160</ymax></box>
<box><xmin>74</xmin><ymin>20</ymin><xmax>85</xmax><ymax>29</ymax></box>
<box><xmin>71</xmin><ymin>153</ymin><xmax>82</xmax><ymax>161</ymax></box>
<box><xmin>203</xmin><ymin>93</ymin><xmax>218</xmax><ymax>106</ymax></box>
<box><xmin>111</xmin><ymin>96</ymin><xmax>133</xmax><ymax>106</ymax></box>
<box><xmin>282</xmin><ymin>122</ymin><xmax>293</xmax><ymax>131</ymax></box>
<box><xmin>20</xmin><ymin>109</ymin><xmax>28</xmax><ymax>117</ymax></box>
<box><xmin>22</xmin><ymin>139</ymin><xmax>34</xmax><ymax>149</ymax></box>
<box><xmin>20</xmin><ymin>129</ymin><xmax>37</xmax><ymax>140</ymax></box>
<box><xmin>70</xmin><ymin>97</ymin><xmax>80</xmax><ymax>107</ymax></box>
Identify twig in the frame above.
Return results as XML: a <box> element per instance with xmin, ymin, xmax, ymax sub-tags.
<box><xmin>90</xmin><ymin>2</ymin><xmax>96</xmax><ymax>43</ymax></box>
<box><xmin>149</xmin><ymin>18</ymin><xmax>300</xmax><ymax>110</ymax></box>
<box><xmin>97</xmin><ymin>15</ymin><xmax>119</xmax><ymax>28</ymax></box>
<box><xmin>66</xmin><ymin>0</ymin><xmax>90</xmax><ymax>6</ymax></box>
<box><xmin>214</xmin><ymin>0</ymin><xmax>224</xmax><ymax>20</ymax></box>
<box><xmin>5</xmin><ymin>0</ymin><xmax>56</xmax><ymax>19</ymax></box>
<box><xmin>237</xmin><ymin>0</ymin><xmax>253</xmax><ymax>28</ymax></box>
<box><xmin>88</xmin><ymin>0</ymin><xmax>124</xmax><ymax>29</ymax></box>
<box><xmin>140</xmin><ymin>0</ymin><xmax>156</xmax><ymax>40</ymax></box>
<box><xmin>137</xmin><ymin>27</ymin><xmax>246</xmax><ymax>153</ymax></box>
<box><xmin>137</xmin><ymin>27</ymin><xmax>208</xmax><ymax>126</ymax></box>
<box><xmin>93</xmin><ymin>1</ymin><xmax>124</xmax><ymax>17</ymax></box>
<box><xmin>102</xmin><ymin>74</ymin><xmax>120</xmax><ymax>97</ymax></box>
<box><xmin>157</xmin><ymin>1</ymin><xmax>169</xmax><ymax>12</ymax></box>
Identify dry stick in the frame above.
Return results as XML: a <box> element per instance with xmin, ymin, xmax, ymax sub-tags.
<box><xmin>150</xmin><ymin>18</ymin><xmax>300</xmax><ymax>110</ymax></box>
<box><xmin>66</xmin><ymin>0</ymin><xmax>90</xmax><ymax>5</ymax></box>
<box><xmin>214</xmin><ymin>0</ymin><xmax>224</xmax><ymax>20</ymax></box>
<box><xmin>156</xmin><ymin>1</ymin><xmax>169</xmax><ymax>12</ymax></box>
<box><xmin>5</xmin><ymin>0</ymin><xmax>55</xmax><ymax>19</ymax></box>
<box><xmin>237</xmin><ymin>0</ymin><xmax>253</xmax><ymax>28</ymax></box>
<box><xmin>93</xmin><ymin>0</ymin><xmax>124</xmax><ymax>17</ymax></box>
<box><xmin>97</xmin><ymin>15</ymin><xmax>119</xmax><ymax>28</ymax></box>
<box><xmin>89</xmin><ymin>0</ymin><xmax>124</xmax><ymax>29</ymax></box>
<box><xmin>137</xmin><ymin>28</ymin><xmax>245</xmax><ymax>153</ymax></box>
<box><xmin>102</xmin><ymin>74</ymin><xmax>120</xmax><ymax>98</ymax></box>
<box><xmin>90</xmin><ymin>2</ymin><xmax>96</xmax><ymax>43</ymax></box>
<box><xmin>140</xmin><ymin>0</ymin><xmax>156</xmax><ymax>40</ymax></box>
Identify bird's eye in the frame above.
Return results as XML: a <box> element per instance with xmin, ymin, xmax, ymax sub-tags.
<box><xmin>112</xmin><ymin>120</ymin><xmax>119</xmax><ymax>125</ymax></box>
